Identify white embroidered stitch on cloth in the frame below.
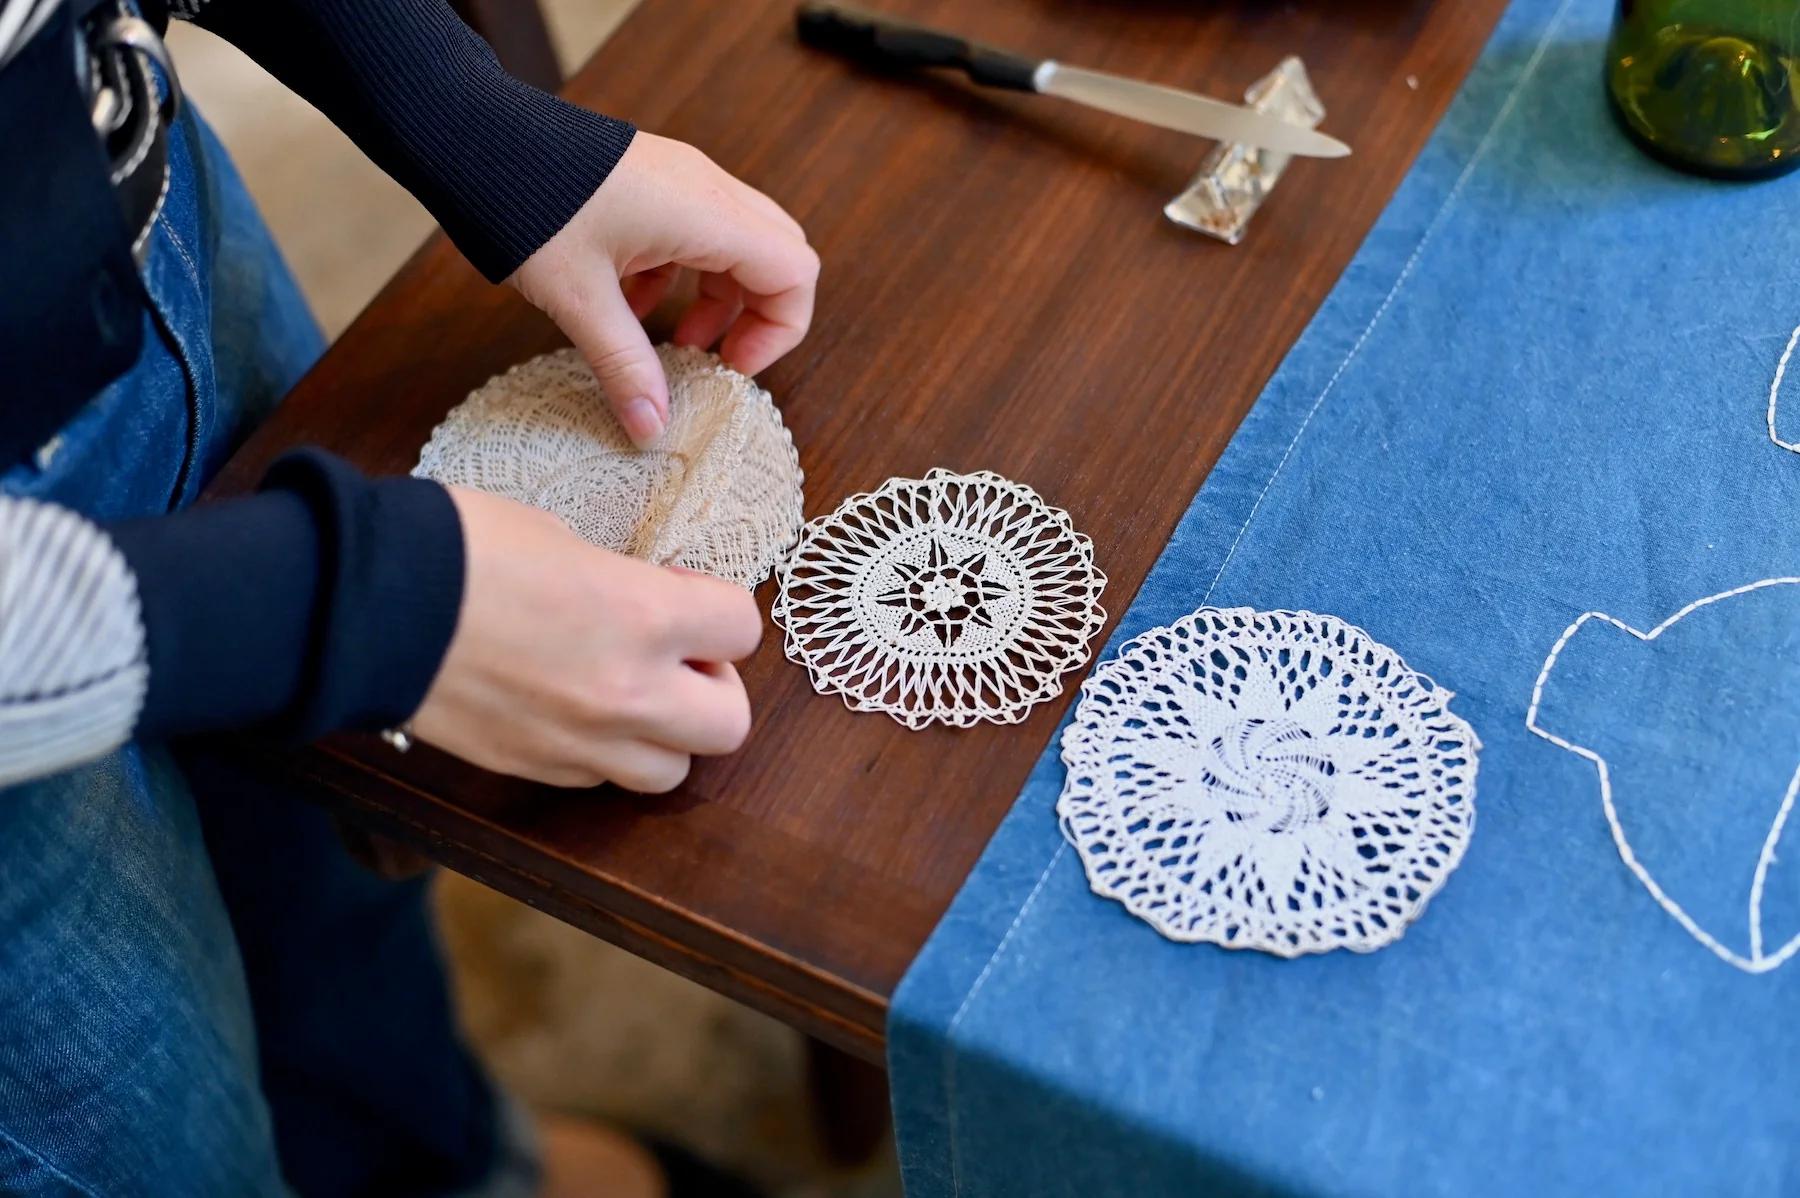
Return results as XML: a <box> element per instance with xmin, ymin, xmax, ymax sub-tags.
<box><xmin>1525</xmin><ymin>578</ymin><xmax>1800</xmax><ymax>974</ymax></box>
<box><xmin>414</xmin><ymin>344</ymin><xmax>803</xmax><ymax>588</ymax></box>
<box><xmin>772</xmin><ymin>469</ymin><xmax>1107</xmax><ymax>729</ymax></box>
<box><xmin>1057</xmin><ymin>608</ymin><xmax>1479</xmax><ymax>955</ymax></box>
<box><xmin>1768</xmin><ymin>322</ymin><xmax>1800</xmax><ymax>453</ymax></box>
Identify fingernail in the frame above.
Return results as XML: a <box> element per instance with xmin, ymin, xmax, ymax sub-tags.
<box><xmin>620</xmin><ymin>398</ymin><xmax>664</xmax><ymax>447</ymax></box>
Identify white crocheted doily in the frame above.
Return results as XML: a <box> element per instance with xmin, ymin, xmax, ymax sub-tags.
<box><xmin>773</xmin><ymin>469</ymin><xmax>1107</xmax><ymax>729</ymax></box>
<box><xmin>1058</xmin><ymin>608</ymin><xmax>1479</xmax><ymax>956</ymax></box>
<box><xmin>414</xmin><ymin>344</ymin><xmax>803</xmax><ymax>588</ymax></box>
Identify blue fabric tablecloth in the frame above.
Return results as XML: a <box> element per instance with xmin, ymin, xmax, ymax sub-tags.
<box><xmin>888</xmin><ymin>0</ymin><xmax>1800</xmax><ymax>1193</ymax></box>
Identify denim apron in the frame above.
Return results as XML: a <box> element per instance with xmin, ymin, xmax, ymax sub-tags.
<box><xmin>0</xmin><ymin>86</ymin><xmax>528</xmax><ymax>1197</ymax></box>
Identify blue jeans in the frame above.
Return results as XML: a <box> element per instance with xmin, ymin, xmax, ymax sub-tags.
<box><xmin>0</xmin><ymin>112</ymin><xmax>530</xmax><ymax>1196</ymax></box>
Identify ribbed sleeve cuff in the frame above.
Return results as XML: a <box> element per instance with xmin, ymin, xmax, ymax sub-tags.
<box><xmin>195</xmin><ymin>0</ymin><xmax>636</xmax><ymax>281</ymax></box>
<box><xmin>108</xmin><ymin>449</ymin><xmax>466</xmax><ymax>742</ymax></box>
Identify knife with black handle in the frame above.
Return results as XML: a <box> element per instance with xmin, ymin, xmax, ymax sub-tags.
<box><xmin>795</xmin><ymin>3</ymin><xmax>1350</xmax><ymax>159</ymax></box>
<box><xmin>796</xmin><ymin>2</ymin><xmax>1041</xmax><ymax>91</ymax></box>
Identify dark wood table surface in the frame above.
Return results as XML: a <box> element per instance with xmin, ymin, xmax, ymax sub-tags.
<box><xmin>211</xmin><ymin>0</ymin><xmax>1508</xmax><ymax>1062</ymax></box>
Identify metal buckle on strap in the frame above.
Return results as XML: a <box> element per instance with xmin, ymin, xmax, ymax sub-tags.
<box><xmin>88</xmin><ymin>11</ymin><xmax>177</xmax><ymax>131</ymax></box>
<box><xmin>78</xmin><ymin>4</ymin><xmax>179</xmax><ymax>261</ymax></box>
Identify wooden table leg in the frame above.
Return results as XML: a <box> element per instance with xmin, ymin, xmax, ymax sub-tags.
<box><xmin>449</xmin><ymin>0</ymin><xmax>563</xmax><ymax>92</ymax></box>
<box><xmin>805</xmin><ymin>1037</ymin><xmax>891</xmax><ymax>1167</ymax></box>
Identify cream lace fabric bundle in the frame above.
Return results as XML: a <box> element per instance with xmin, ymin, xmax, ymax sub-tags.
<box><xmin>1058</xmin><ymin>608</ymin><xmax>1479</xmax><ymax>956</ymax></box>
<box><xmin>414</xmin><ymin>345</ymin><xmax>803</xmax><ymax>588</ymax></box>
<box><xmin>774</xmin><ymin>469</ymin><xmax>1107</xmax><ymax>729</ymax></box>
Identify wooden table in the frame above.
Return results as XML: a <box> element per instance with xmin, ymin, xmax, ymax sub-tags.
<box><xmin>211</xmin><ymin>0</ymin><xmax>1508</xmax><ymax>1063</ymax></box>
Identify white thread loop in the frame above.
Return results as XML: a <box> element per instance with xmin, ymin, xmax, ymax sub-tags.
<box><xmin>1526</xmin><ymin>577</ymin><xmax>1800</xmax><ymax>974</ymax></box>
<box><xmin>1768</xmin><ymin>322</ymin><xmax>1800</xmax><ymax>454</ymax></box>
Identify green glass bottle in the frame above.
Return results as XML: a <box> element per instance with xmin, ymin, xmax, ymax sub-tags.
<box><xmin>1607</xmin><ymin>0</ymin><xmax>1800</xmax><ymax>179</ymax></box>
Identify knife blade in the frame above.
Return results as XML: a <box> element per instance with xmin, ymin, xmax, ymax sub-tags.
<box><xmin>1033</xmin><ymin>62</ymin><xmax>1348</xmax><ymax>160</ymax></box>
<box><xmin>796</xmin><ymin>3</ymin><xmax>1351</xmax><ymax>160</ymax></box>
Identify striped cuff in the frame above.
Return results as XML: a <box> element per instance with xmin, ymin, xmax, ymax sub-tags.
<box><xmin>0</xmin><ymin>498</ymin><xmax>148</xmax><ymax>787</ymax></box>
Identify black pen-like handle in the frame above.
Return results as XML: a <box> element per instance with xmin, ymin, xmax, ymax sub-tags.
<box><xmin>795</xmin><ymin>4</ymin><xmax>1041</xmax><ymax>92</ymax></box>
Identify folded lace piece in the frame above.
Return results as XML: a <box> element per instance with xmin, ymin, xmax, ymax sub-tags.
<box><xmin>414</xmin><ymin>345</ymin><xmax>803</xmax><ymax>588</ymax></box>
<box><xmin>1058</xmin><ymin>607</ymin><xmax>1479</xmax><ymax>956</ymax></box>
<box><xmin>774</xmin><ymin>469</ymin><xmax>1107</xmax><ymax>729</ymax></box>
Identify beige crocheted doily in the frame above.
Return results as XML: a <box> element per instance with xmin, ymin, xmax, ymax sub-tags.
<box><xmin>415</xmin><ymin>344</ymin><xmax>803</xmax><ymax>588</ymax></box>
<box><xmin>773</xmin><ymin>469</ymin><xmax>1107</xmax><ymax>728</ymax></box>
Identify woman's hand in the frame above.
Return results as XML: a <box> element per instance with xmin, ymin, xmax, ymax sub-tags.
<box><xmin>410</xmin><ymin>487</ymin><xmax>761</xmax><ymax>791</ymax></box>
<box><xmin>509</xmin><ymin>132</ymin><xmax>819</xmax><ymax>447</ymax></box>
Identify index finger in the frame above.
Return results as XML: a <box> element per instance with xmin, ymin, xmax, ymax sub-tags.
<box><xmin>719</xmin><ymin>287</ymin><xmax>815</xmax><ymax>377</ymax></box>
<box><xmin>730</xmin><ymin>177</ymin><xmax>807</xmax><ymax>242</ymax></box>
<box><xmin>658</xmin><ymin>568</ymin><xmax>763</xmax><ymax>662</ymax></box>
<box><xmin>680</xmin><ymin>220</ymin><xmax>819</xmax><ymax>376</ymax></box>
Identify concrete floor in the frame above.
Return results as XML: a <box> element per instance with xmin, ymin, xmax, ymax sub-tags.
<box><xmin>165</xmin><ymin>8</ymin><xmax>899</xmax><ymax>1194</ymax></box>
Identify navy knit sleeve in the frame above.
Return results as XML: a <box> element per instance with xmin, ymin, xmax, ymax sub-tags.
<box><xmin>107</xmin><ymin>449</ymin><xmax>466</xmax><ymax>742</ymax></box>
<box><xmin>189</xmin><ymin>0</ymin><xmax>636</xmax><ymax>281</ymax></box>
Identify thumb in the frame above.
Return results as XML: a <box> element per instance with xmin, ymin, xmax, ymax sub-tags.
<box><xmin>562</xmin><ymin>279</ymin><xmax>669</xmax><ymax>448</ymax></box>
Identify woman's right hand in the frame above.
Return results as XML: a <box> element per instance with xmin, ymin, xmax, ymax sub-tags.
<box><xmin>409</xmin><ymin>486</ymin><xmax>761</xmax><ymax>790</ymax></box>
<box><xmin>507</xmin><ymin>132</ymin><xmax>818</xmax><ymax>447</ymax></box>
